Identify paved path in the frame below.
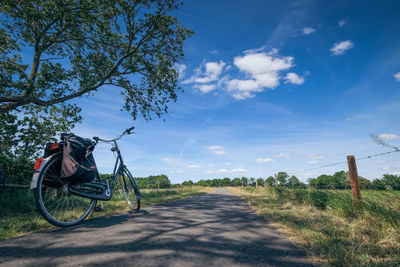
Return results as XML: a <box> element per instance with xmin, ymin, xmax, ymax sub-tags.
<box><xmin>0</xmin><ymin>188</ymin><xmax>312</xmax><ymax>266</ymax></box>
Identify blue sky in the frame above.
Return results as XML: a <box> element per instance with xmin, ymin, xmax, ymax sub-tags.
<box><xmin>73</xmin><ymin>0</ymin><xmax>400</xmax><ymax>183</ymax></box>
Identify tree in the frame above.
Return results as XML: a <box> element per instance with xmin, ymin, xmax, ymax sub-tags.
<box><xmin>265</xmin><ymin>176</ymin><xmax>275</xmax><ymax>186</ymax></box>
<box><xmin>277</xmin><ymin>172</ymin><xmax>288</xmax><ymax>186</ymax></box>
<box><xmin>1</xmin><ymin>0</ymin><xmax>192</xmax><ymax>116</ymax></box>
<box><xmin>382</xmin><ymin>174</ymin><xmax>400</xmax><ymax>190</ymax></box>
<box><xmin>0</xmin><ymin>0</ymin><xmax>192</xmax><ymax>183</ymax></box>
<box><xmin>332</xmin><ymin>171</ymin><xmax>347</xmax><ymax>189</ymax></box>
<box><xmin>241</xmin><ymin>177</ymin><xmax>248</xmax><ymax>186</ymax></box>
<box><xmin>358</xmin><ymin>176</ymin><xmax>372</xmax><ymax>190</ymax></box>
<box><xmin>232</xmin><ymin>177</ymin><xmax>241</xmax><ymax>186</ymax></box>
<box><xmin>256</xmin><ymin>177</ymin><xmax>264</xmax><ymax>187</ymax></box>
<box><xmin>287</xmin><ymin>175</ymin><xmax>300</xmax><ymax>188</ymax></box>
<box><xmin>197</xmin><ymin>179</ymin><xmax>209</xmax><ymax>187</ymax></box>
<box><xmin>311</xmin><ymin>174</ymin><xmax>335</xmax><ymax>189</ymax></box>
<box><xmin>221</xmin><ymin>177</ymin><xmax>231</xmax><ymax>186</ymax></box>
<box><xmin>249</xmin><ymin>177</ymin><xmax>256</xmax><ymax>186</ymax></box>
<box><xmin>182</xmin><ymin>180</ymin><xmax>194</xmax><ymax>187</ymax></box>
<box><xmin>135</xmin><ymin>174</ymin><xmax>171</xmax><ymax>189</ymax></box>
<box><xmin>372</xmin><ymin>178</ymin><xmax>386</xmax><ymax>190</ymax></box>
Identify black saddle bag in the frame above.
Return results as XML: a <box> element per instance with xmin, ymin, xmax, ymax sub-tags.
<box><xmin>60</xmin><ymin>134</ymin><xmax>97</xmax><ymax>185</ymax></box>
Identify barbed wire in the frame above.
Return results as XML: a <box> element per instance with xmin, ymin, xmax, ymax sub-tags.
<box><xmin>286</xmin><ymin>149</ymin><xmax>400</xmax><ymax>175</ymax></box>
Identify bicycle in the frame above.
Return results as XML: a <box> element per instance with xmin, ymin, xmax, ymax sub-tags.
<box><xmin>30</xmin><ymin>127</ymin><xmax>141</xmax><ymax>228</ymax></box>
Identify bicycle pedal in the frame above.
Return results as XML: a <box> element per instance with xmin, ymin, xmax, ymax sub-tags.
<box><xmin>94</xmin><ymin>206</ymin><xmax>104</xmax><ymax>212</ymax></box>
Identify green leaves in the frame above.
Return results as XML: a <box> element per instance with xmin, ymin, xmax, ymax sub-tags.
<box><xmin>0</xmin><ymin>0</ymin><xmax>192</xmax><ymax>177</ymax></box>
<box><xmin>1</xmin><ymin>0</ymin><xmax>192</xmax><ymax>119</ymax></box>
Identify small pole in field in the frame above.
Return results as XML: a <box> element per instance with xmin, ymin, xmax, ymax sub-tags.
<box><xmin>274</xmin><ymin>173</ymin><xmax>278</xmax><ymax>186</ymax></box>
<box><xmin>347</xmin><ymin>155</ymin><xmax>361</xmax><ymax>205</ymax></box>
<box><xmin>256</xmin><ymin>178</ymin><xmax>258</xmax><ymax>189</ymax></box>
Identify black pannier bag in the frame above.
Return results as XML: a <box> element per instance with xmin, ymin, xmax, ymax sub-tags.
<box><xmin>60</xmin><ymin>134</ymin><xmax>97</xmax><ymax>185</ymax></box>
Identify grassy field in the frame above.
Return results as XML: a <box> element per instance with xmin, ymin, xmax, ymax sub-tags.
<box><xmin>0</xmin><ymin>186</ymin><xmax>213</xmax><ymax>241</ymax></box>
<box><xmin>230</xmin><ymin>187</ymin><xmax>400</xmax><ymax>266</ymax></box>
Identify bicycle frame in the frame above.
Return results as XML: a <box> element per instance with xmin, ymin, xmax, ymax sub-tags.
<box><xmin>105</xmin><ymin>139</ymin><xmax>127</xmax><ymax>191</ymax></box>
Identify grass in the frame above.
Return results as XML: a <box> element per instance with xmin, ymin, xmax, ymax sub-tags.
<box><xmin>0</xmin><ymin>186</ymin><xmax>213</xmax><ymax>241</ymax></box>
<box><xmin>229</xmin><ymin>186</ymin><xmax>400</xmax><ymax>266</ymax></box>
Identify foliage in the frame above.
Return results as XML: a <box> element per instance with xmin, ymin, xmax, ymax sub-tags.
<box><xmin>101</xmin><ymin>173</ymin><xmax>171</xmax><ymax>189</ymax></box>
<box><xmin>179</xmin><ymin>171</ymin><xmax>400</xmax><ymax>191</ymax></box>
<box><xmin>0</xmin><ymin>0</ymin><xmax>193</xmax><ymax>117</ymax></box>
<box><xmin>265</xmin><ymin>176</ymin><xmax>275</xmax><ymax>186</ymax></box>
<box><xmin>277</xmin><ymin>172</ymin><xmax>288</xmax><ymax>186</ymax></box>
<box><xmin>0</xmin><ymin>0</ymin><xmax>192</xmax><ymax>183</ymax></box>
<box><xmin>135</xmin><ymin>174</ymin><xmax>171</xmax><ymax>189</ymax></box>
<box><xmin>382</xmin><ymin>174</ymin><xmax>400</xmax><ymax>190</ymax></box>
<box><xmin>0</xmin><ymin>106</ymin><xmax>80</xmax><ymax>184</ymax></box>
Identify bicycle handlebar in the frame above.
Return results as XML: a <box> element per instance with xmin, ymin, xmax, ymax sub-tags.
<box><xmin>124</xmin><ymin>126</ymin><xmax>135</xmax><ymax>134</ymax></box>
<box><xmin>93</xmin><ymin>126</ymin><xmax>135</xmax><ymax>143</ymax></box>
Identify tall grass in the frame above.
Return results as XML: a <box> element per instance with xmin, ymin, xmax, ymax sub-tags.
<box><xmin>0</xmin><ymin>186</ymin><xmax>212</xmax><ymax>240</ymax></box>
<box><xmin>230</xmin><ymin>187</ymin><xmax>400</xmax><ymax>266</ymax></box>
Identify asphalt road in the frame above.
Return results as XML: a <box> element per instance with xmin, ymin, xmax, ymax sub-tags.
<box><xmin>0</xmin><ymin>188</ymin><xmax>312</xmax><ymax>266</ymax></box>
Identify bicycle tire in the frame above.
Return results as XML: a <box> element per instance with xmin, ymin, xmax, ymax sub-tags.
<box><xmin>118</xmin><ymin>167</ymin><xmax>141</xmax><ymax>211</ymax></box>
<box><xmin>34</xmin><ymin>153</ymin><xmax>95</xmax><ymax>227</ymax></box>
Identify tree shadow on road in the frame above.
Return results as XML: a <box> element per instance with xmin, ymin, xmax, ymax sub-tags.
<box><xmin>0</xmin><ymin>189</ymin><xmax>313</xmax><ymax>266</ymax></box>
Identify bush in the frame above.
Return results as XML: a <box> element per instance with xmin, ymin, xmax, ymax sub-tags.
<box><xmin>292</xmin><ymin>189</ymin><xmax>310</xmax><ymax>204</ymax></box>
<box><xmin>310</xmin><ymin>190</ymin><xmax>329</xmax><ymax>209</ymax></box>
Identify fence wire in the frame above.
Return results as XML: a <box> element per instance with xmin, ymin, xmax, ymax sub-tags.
<box><xmin>287</xmin><ymin>149</ymin><xmax>400</xmax><ymax>176</ymax></box>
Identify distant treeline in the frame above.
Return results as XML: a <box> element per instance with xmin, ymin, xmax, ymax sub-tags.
<box><xmin>100</xmin><ymin>174</ymin><xmax>174</xmax><ymax>189</ymax></box>
<box><xmin>181</xmin><ymin>171</ymin><xmax>400</xmax><ymax>190</ymax></box>
<box><xmin>99</xmin><ymin>171</ymin><xmax>400</xmax><ymax>190</ymax></box>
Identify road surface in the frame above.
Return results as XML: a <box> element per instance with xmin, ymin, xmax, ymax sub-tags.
<box><xmin>0</xmin><ymin>188</ymin><xmax>312</xmax><ymax>266</ymax></box>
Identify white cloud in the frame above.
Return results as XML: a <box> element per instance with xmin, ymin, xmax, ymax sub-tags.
<box><xmin>394</xmin><ymin>72</ymin><xmax>400</xmax><ymax>82</ymax></box>
<box><xmin>308</xmin><ymin>160</ymin><xmax>319</xmax><ymax>164</ymax></box>
<box><xmin>379</xmin><ymin>133</ymin><xmax>400</xmax><ymax>141</ymax></box>
<box><xmin>174</xmin><ymin>170</ymin><xmax>184</xmax><ymax>174</ymax></box>
<box><xmin>309</xmin><ymin>154</ymin><xmax>324</xmax><ymax>160</ymax></box>
<box><xmin>194</xmin><ymin>84</ymin><xmax>216</xmax><ymax>93</ymax></box>
<box><xmin>331</xmin><ymin>40</ymin><xmax>354</xmax><ymax>55</ymax></box>
<box><xmin>161</xmin><ymin>157</ymin><xmax>178</xmax><ymax>164</ymax></box>
<box><xmin>231</xmin><ymin>167</ymin><xmax>247</xmax><ymax>173</ymax></box>
<box><xmin>223</xmin><ymin>50</ymin><xmax>295</xmax><ymax>99</ymax></box>
<box><xmin>225</xmin><ymin>162</ymin><xmax>231</xmax><ymax>166</ymax></box>
<box><xmin>338</xmin><ymin>19</ymin><xmax>346</xmax><ymax>27</ymax></box>
<box><xmin>210</xmin><ymin>49</ymin><xmax>219</xmax><ymax>54</ymax></box>
<box><xmin>205</xmin><ymin>167</ymin><xmax>247</xmax><ymax>174</ymax></box>
<box><xmin>284</xmin><ymin>72</ymin><xmax>305</xmax><ymax>85</ymax></box>
<box><xmin>206</xmin><ymin>145</ymin><xmax>227</xmax><ymax>156</ymax></box>
<box><xmin>183</xmin><ymin>48</ymin><xmax>304</xmax><ymax>100</ymax></box>
<box><xmin>275</xmin><ymin>153</ymin><xmax>293</xmax><ymax>159</ymax></box>
<box><xmin>207</xmin><ymin>145</ymin><xmax>223</xmax><ymax>150</ymax></box>
<box><xmin>186</xmin><ymin>164</ymin><xmax>200</xmax><ymax>169</ymax></box>
<box><xmin>255</xmin><ymin>158</ymin><xmax>275</xmax><ymax>163</ymax></box>
<box><xmin>302</xmin><ymin>27</ymin><xmax>315</xmax><ymax>35</ymax></box>
<box><xmin>182</xmin><ymin>61</ymin><xmax>225</xmax><ymax>84</ymax></box>
<box><xmin>175</xmin><ymin>63</ymin><xmax>186</xmax><ymax>78</ymax></box>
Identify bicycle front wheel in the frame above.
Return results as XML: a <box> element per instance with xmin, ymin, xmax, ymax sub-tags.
<box><xmin>117</xmin><ymin>167</ymin><xmax>141</xmax><ymax>211</ymax></box>
<box><xmin>34</xmin><ymin>153</ymin><xmax>95</xmax><ymax>227</ymax></box>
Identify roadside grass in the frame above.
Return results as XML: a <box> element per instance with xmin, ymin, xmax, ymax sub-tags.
<box><xmin>229</xmin><ymin>187</ymin><xmax>400</xmax><ymax>266</ymax></box>
<box><xmin>0</xmin><ymin>186</ymin><xmax>213</xmax><ymax>241</ymax></box>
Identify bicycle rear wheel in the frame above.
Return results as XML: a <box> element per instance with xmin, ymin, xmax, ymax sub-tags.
<box><xmin>117</xmin><ymin>167</ymin><xmax>141</xmax><ymax>211</ymax></box>
<box><xmin>34</xmin><ymin>153</ymin><xmax>95</xmax><ymax>227</ymax></box>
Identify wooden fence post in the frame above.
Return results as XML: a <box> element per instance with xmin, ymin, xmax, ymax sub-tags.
<box><xmin>347</xmin><ymin>155</ymin><xmax>361</xmax><ymax>204</ymax></box>
<box><xmin>256</xmin><ymin>178</ymin><xmax>258</xmax><ymax>189</ymax></box>
<box><xmin>274</xmin><ymin>173</ymin><xmax>278</xmax><ymax>186</ymax></box>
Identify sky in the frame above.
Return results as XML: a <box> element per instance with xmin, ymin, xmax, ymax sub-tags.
<box><xmin>72</xmin><ymin>0</ymin><xmax>400</xmax><ymax>183</ymax></box>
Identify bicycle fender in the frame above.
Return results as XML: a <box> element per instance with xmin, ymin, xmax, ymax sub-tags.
<box><xmin>30</xmin><ymin>154</ymin><xmax>59</xmax><ymax>189</ymax></box>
